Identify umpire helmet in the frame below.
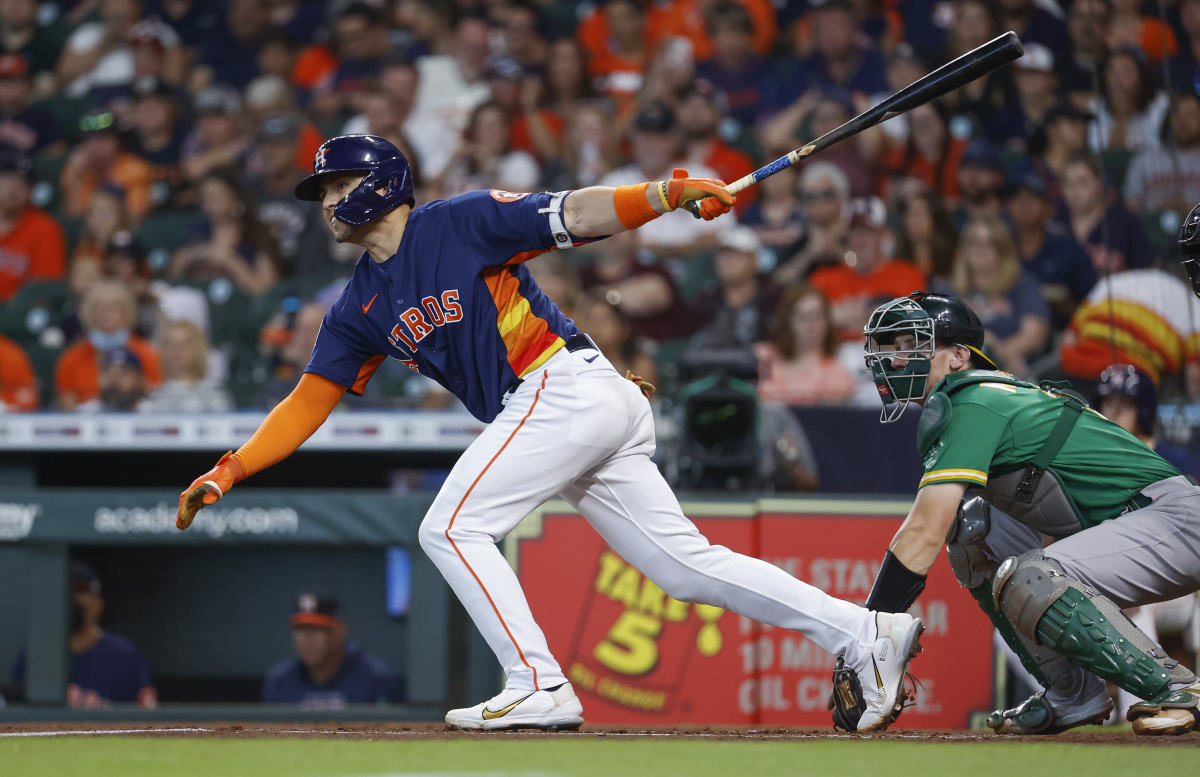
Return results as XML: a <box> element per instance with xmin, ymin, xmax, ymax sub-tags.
<box><xmin>1096</xmin><ymin>363</ymin><xmax>1157</xmax><ymax>436</ymax></box>
<box><xmin>294</xmin><ymin>134</ymin><xmax>414</xmax><ymax>228</ymax></box>
<box><xmin>864</xmin><ymin>292</ymin><xmax>996</xmax><ymax>422</ymax></box>
<box><xmin>1180</xmin><ymin>201</ymin><xmax>1200</xmax><ymax>298</ymax></box>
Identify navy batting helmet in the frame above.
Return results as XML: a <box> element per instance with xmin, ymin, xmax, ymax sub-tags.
<box><xmin>1096</xmin><ymin>363</ymin><xmax>1157</xmax><ymax>435</ymax></box>
<box><xmin>294</xmin><ymin>134</ymin><xmax>414</xmax><ymax>227</ymax></box>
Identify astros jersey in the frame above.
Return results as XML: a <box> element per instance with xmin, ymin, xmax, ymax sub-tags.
<box><xmin>919</xmin><ymin>376</ymin><xmax>1180</xmax><ymax>527</ymax></box>
<box><xmin>304</xmin><ymin>190</ymin><xmax>592</xmax><ymax>422</ymax></box>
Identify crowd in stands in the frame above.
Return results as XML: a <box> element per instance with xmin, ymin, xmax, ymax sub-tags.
<box><xmin>1</xmin><ymin>0</ymin><xmax>1199</xmax><ymax>418</ymax></box>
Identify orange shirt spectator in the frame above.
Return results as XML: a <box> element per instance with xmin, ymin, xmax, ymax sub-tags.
<box><xmin>653</xmin><ymin>0</ymin><xmax>777</xmax><ymax>61</ymax></box>
<box><xmin>0</xmin><ymin>334</ymin><xmax>37</xmax><ymax>411</ymax></box>
<box><xmin>577</xmin><ymin>0</ymin><xmax>656</xmax><ymax>110</ymax></box>
<box><xmin>0</xmin><ymin>147</ymin><xmax>65</xmax><ymax>301</ymax></box>
<box><xmin>60</xmin><ymin>110</ymin><xmax>155</xmax><ymax>222</ymax></box>
<box><xmin>810</xmin><ymin>260</ymin><xmax>927</xmax><ymax>308</ymax></box>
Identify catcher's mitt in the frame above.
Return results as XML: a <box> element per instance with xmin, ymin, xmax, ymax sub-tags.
<box><xmin>828</xmin><ymin>656</ymin><xmax>918</xmax><ymax>732</ymax></box>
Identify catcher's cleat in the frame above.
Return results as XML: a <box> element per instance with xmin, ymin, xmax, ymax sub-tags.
<box><xmin>986</xmin><ymin>673</ymin><xmax>1112</xmax><ymax>734</ymax></box>
<box><xmin>832</xmin><ymin>612</ymin><xmax>925</xmax><ymax>733</ymax></box>
<box><xmin>1128</xmin><ymin>685</ymin><xmax>1200</xmax><ymax>735</ymax></box>
<box><xmin>445</xmin><ymin>682</ymin><xmax>584</xmax><ymax>731</ymax></box>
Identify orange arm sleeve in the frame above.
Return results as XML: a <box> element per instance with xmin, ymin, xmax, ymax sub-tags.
<box><xmin>230</xmin><ymin>372</ymin><xmax>346</xmax><ymax>479</ymax></box>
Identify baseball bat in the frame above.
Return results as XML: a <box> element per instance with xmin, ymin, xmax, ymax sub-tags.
<box><xmin>686</xmin><ymin>31</ymin><xmax>1024</xmax><ymax>217</ymax></box>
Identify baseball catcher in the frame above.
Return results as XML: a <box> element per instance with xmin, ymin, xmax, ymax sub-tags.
<box><xmin>852</xmin><ymin>289</ymin><xmax>1200</xmax><ymax>735</ymax></box>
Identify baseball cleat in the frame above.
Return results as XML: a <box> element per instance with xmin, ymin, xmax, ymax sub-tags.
<box><xmin>986</xmin><ymin>673</ymin><xmax>1112</xmax><ymax>734</ymax></box>
<box><xmin>839</xmin><ymin>612</ymin><xmax>925</xmax><ymax>733</ymax></box>
<box><xmin>444</xmin><ymin>682</ymin><xmax>584</xmax><ymax>731</ymax></box>
<box><xmin>1127</xmin><ymin>686</ymin><xmax>1200</xmax><ymax>735</ymax></box>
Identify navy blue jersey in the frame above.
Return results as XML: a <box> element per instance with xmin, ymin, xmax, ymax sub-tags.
<box><xmin>305</xmin><ymin>190</ymin><xmax>592</xmax><ymax>422</ymax></box>
<box><xmin>261</xmin><ymin>643</ymin><xmax>402</xmax><ymax>707</ymax></box>
<box><xmin>12</xmin><ymin>632</ymin><xmax>154</xmax><ymax>705</ymax></box>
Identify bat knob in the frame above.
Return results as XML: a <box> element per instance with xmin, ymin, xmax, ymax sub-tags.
<box><xmin>684</xmin><ymin>201</ymin><xmax>702</xmax><ymax>219</ymax></box>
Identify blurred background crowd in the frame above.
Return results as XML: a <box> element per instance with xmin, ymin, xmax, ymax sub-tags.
<box><xmin>0</xmin><ymin>0</ymin><xmax>1199</xmax><ymax>443</ymax></box>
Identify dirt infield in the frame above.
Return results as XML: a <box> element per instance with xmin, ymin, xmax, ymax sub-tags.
<box><xmin>0</xmin><ymin>721</ymin><xmax>1194</xmax><ymax>745</ymax></box>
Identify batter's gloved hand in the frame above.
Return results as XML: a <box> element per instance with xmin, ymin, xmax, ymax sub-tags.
<box><xmin>177</xmin><ymin>451</ymin><xmax>245</xmax><ymax>530</ymax></box>
<box><xmin>658</xmin><ymin>168</ymin><xmax>734</xmax><ymax>221</ymax></box>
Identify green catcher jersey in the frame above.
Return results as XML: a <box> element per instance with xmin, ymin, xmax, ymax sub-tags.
<box><xmin>920</xmin><ymin>375</ymin><xmax>1181</xmax><ymax>527</ymax></box>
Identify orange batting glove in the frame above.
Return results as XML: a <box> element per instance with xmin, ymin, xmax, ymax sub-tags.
<box><xmin>177</xmin><ymin>451</ymin><xmax>245</xmax><ymax>530</ymax></box>
<box><xmin>658</xmin><ymin>168</ymin><xmax>735</xmax><ymax>221</ymax></box>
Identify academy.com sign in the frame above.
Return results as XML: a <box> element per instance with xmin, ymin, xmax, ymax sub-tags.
<box><xmin>94</xmin><ymin>502</ymin><xmax>299</xmax><ymax>538</ymax></box>
<box><xmin>0</xmin><ymin>503</ymin><xmax>39</xmax><ymax>540</ymax></box>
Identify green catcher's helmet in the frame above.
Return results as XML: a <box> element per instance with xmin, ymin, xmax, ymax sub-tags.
<box><xmin>863</xmin><ymin>292</ymin><xmax>996</xmax><ymax>422</ymax></box>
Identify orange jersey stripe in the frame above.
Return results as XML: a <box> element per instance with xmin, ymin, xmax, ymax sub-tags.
<box><xmin>352</xmin><ymin>354</ymin><xmax>385</xmax><ymax>395</ymax></box>
<box><xmin>484</xmin><ymin>267</ymin><xmax>565</xmax><ymax>378</ymax></box>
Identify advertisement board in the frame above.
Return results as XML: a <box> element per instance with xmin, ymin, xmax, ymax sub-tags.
<box><xmin>513</xmin><ymin>500</ymin><xmax>994</xmax><ymax>727</ymax></box>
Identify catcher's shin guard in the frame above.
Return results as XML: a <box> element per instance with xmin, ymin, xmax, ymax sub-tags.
<box><xmin>994</xmin><ymin>553</ymin><xmax>1185</xmax><ymax>700</ymax></box>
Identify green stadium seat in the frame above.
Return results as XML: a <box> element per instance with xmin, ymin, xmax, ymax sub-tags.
<box><xmin>135</xmin><ymin>210</ymin><xmax>196</xmax><ymax>253</ymax></box>
<box><xmin>0</xmin><ymin>280</ymin><xmax>70</xmax><ymax>339</ymax></box>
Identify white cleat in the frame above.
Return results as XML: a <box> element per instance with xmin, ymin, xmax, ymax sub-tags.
<box><xmin>445</xmin><ymin>682</ymin><xmax>584</xmax><ymax>731</ymax></box>
<box><xmin>840</xmin><ymin>612</ymin><xmax>925</xmax><ymax>733</ymax></box>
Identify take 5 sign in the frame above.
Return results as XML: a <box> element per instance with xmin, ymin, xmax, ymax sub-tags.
<box><xmin>510</xmin><ymin>499</ymin><xmax>994</xmax><ymax>727</ymax></box>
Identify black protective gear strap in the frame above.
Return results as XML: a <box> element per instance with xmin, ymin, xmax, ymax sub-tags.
<box><xmin>865</xmin><ymin>550</ymin><xmax>927</xmax><ymax>613</ymax></box>
<box><xmin>1015</xmin><ymin>385</ymin><xmax>1084</xmax><ymax>504</ymax></box>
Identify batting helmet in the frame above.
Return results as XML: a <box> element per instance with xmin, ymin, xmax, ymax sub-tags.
<box><xmin>1180</xmin><ymin>201</ymin><xmax>1200</xmax><ymax>298</ymax></box>
<box><xmin>294</xmin><ymin>134</ymin><xmax>414</xmax><ymax>228</ymax></box>
<box><xmin>864</xmin><ymin>292</ymin><xmax>996</xmax><ymax>422</ymax></box>
<box><xmin>1096</xmin><ymin>363</ymin><xmax>1157</xmax><ymax>436</ymax></box>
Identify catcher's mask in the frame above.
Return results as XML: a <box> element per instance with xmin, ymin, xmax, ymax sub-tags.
<box><xmin>1180</xmin><ymin>202</ymin><xmax>1200</xmax><ymax>298</ymax></box>
<box><xmin>863</xmin><ymin>292</ymin><xmax>996</xmax><ymax>423</ymax></box>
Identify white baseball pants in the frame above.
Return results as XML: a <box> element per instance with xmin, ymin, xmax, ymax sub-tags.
<box><xmin>418</xmin><ymin>346</ymin><xmax>876</xmax><ymax>692</ymax></box>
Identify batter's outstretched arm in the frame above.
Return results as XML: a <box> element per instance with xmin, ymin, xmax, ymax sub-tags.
<box><xmin>563</xmin><ymin>171</ymin><xmax>735</xmax><ymax>238</ymax></box>
<box><xmin>175</xmin><ymin>373</ymin><xmax>346</xmax><ymax>530</ymax></box>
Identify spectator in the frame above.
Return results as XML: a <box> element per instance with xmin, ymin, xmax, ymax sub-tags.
<box><xmin>876</xmin><ymin>100</ymin><xmax>968</xmax><ymax>203</ymax></box>
<box><xmin>329</xmin><ymin>2</ymin><xmax>390</xmax><ymax>100</ymax></box>
<box><xmin>56</xmin><ymin>0</ymin><xmax>140</xmax><ymax>98</ymax></box>
<box><xmin>951</xmin><ymin>214</ymin><xmax>1051</xmax><ymax>376</ymax></box>
<box><xmin>894</xmin><ymin>189</ymin><xmax>958</xmax><ymax>289</ymax></box>
<box><xmin>56</xmin><ymin>280</ymin><xmax>161</xmax><ymax>409</ymax></box>
<box><xmin>391</xmin><ymin>0</ymin><xmax>457</xmax><ymax>61</ymax></box>
<box><xmin>101</xmin><ymin>230</ymin><xmax>158</xmax><ymax>337</ymax></box>
<box><xmin>411</xmin><ymin>16</ymin><xmax>491</xmax><ymax>147</ymax></box>
<box><xmin>247</xmin><ymin>115</ymin><xmax>335</xmax><ymax>282</ymax></box>
<box><xmin>774</xmin><ymin>161</ymin><xmax>850</xmax><ymax>284</ymax></box>
<box><xmin>1124</xmin><ymin>93</ymin><xmax>1200</xmax><ymax>214</ymax></box>
<box><xmin>140</xmin><ymin>319</ymin><xmax>231</xmax><ymax>413</ymax></box>
<box><xmin>88</xmin><ymin>345</ymin><xmax>150</xmax><ymax>411</ymax></box>
<box><xmin>1011</xmin><ymin>43</ymin><xmax>1059</xmax><ymax>150</ymax></box>
<box><xmin>1107</xmin><ymin>0</ymin><xmax>1178</xmax><ymax>62</ymax></box>
<box><xmin>0</xmin><ymin>333</ymin><xmax>37</xmax><ymax>411</ymax></box>
<box><xmin>1087</xmin><ymin>46</ymin><xmax>1169</xmax><ymax>153</ymax></box>
<box><xmin>541</xmin><ymin>100</ymin><xmax>621</xmax><ymax>191</ymax></box>
<box><xmin>499</xmin><ymin>2</ymin><xmax>548</xmax><ymax>69</ymax></box>
<box><xmin>0</xmin><ymin>53</ymin><xmax>63</xmax><ymax>156</ymax></box>
<box><xmin>954</xmin><ymin>141</ymin><xmax>1006</xmax><ymax>227</ymax></box>
<box><xmin>128</xmin><ymin>78</ymin><xmax>185</xmax><ymax>206</ymax></box>
<box><xmin>262</xmin><ymin>591</ymin><xmax>403</xmax><ymax>707</ymax></box>
<box><xmin>870</xmin><ymin>44</ymin><xmax>928</xmax><ymax>148</ymax></box>
<box><xmin>736</xmin><ymin>148</ymin><xmax>806</xmax><ymax>271</ymax></box>
<box><xmin>598</xmin><ymin>101</ymin><xmax>726</xmax><ymax>257</ymax></box>
<box><xmin>764</xmin><ymin>90</ymin><xmax>875</xmax><ymax>197</ymax></box>
<box><xmin>180</xmin><ymin>85</ymin><xmax>249</xmax><ymax>183</ymax></box>
<box><xmin>1169</xmin><ymin>0</ymin><xmax>1200</xmax><ymax>95</ymax></box>
<box><xmin>755</xmin><ymin>284</ymin><xmax>856</xmax><ymax>405</ymax></box>
<box><xmin>144</xmin><ymin>0</ymin><xmax>224</xmax><ymax>50</ymax></box>
<box><xmin>511</xmin><ymin>38</ymin><xmax>595</xmax><ymax>163</ymax></box>
<box><xmin>0</xmin><ymin>0</ymin><xmax>68</xmax><ymax>98</ymax></box>
<box><xmin>60</xmin><ymin>108</ymin><xmax>154</xmax><ymax>222</ymax></box>
<box><xmin>790</xmin><ymin>1</ymin><xmax>887</xmax><ymax>97</ymax></box>
<box><xmin>577</xmin><ymin>0</ymin><xmax>652</xmax><ymax>111</ymax></box>
<box><xmin>1061</xmin><ymin>0</ymin><xmax>1110</xmax><ymax>100</ymax></box>
<box><xmin>1095</xmin><ymin>363</ymin><xmax>1198</xmax><ymax>477</ymax></box>
<box><xmin>72</xmin><ymin>187</ymin><xmax>129</xmax><ymax>268</ymax></box>
<box><xmin>941</xmin><ymin>0</ymin><xmax>1025</xmax><ymax>145</ymax></box>
<box><xmin>578</xmin><ymin>229</ymin><xmax>690</xmax><ymax>342</ymax></box>
<box><xmin>169</xmin><ymin>169</ymin><xmax>282</xmax><ymax>298</ymax></box>
<box><xmin>658</xmin><ymin>0</ymin><xmax>777</xmax><ymax>65</ymax></box>
<box><xmin>192</xmin><ymin>0</ymin><xmax>270</xmax><ymax>90</ymax></box>
<box><xmin>242</xmin><ymin>75</ymin><xmax>323</xmax><ymax>172</ymax></box>
<box><xmin>695</xmin><ymin>1</ymin><xmax>782</xmax><ymax>127</ymax></box>
<box><xmin>1036</xmin><ymin>101</ymin><xmax>1093</xmax><ymax>199</ymax></box>
<box><xmin>1005</xmin><ymin>173</ymin><xmax>1096</xmax><ymax>328</ymax></box>
<box><xmin>998</xmin><ymin>0</ymin><xmax>1071</xmax><ymax>63</ymax></box>
<box><xmin>689</xmin><ymin>226</ymin><xmax>781</xmax><ymax>353</ymax></box>
<box><xmin>575</xmin><ymin>295</ymin><xmax>659</xmax><ymax>389</ymax></box>
<box><xmin>438</xmin><ymin>100</ymin><xmax>540</xmax><ymax>199</ymax></box>
<box><xmin>679</xmin><ymin>79</ymin><xmax>756</xmax><ymax>214</ymax></box>
<box><xmin>125</xmin><ymin>17</ymin><xmax>185</xmax><ymax>91</ymax></box>
<box><xmin>11</xmin><ymin>562</ymin><xmax>158</xmax><ymax>708</ymax></box>
<box><xmin>809</xmin><ymin>197</ymin><xmax>926</xmax><ymax>342</ymax></box>
<box><xmin>1060</xmin><ymin>153</ymin><xmax>1152</xmax><ymax>272</ymax></box>
<box><xmin>256</xmin><ymin>29</ymin><xmax>301</xmax><ymax>84</ymax></box>
<box><xmin>0</xmin><ymin>147</ymin><xmax>65</xmax><ymax>302</ymax></box>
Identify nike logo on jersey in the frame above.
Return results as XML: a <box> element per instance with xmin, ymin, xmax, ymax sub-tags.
<box><xmin>481</xmin><ymin>691</ymin><xmax>534</xmax><ymax>720</ymax></box>
<box><xmin>361</xmin><ymin>293</ymin><xmax>379</xmax><ymax>314</ymax></box>
<box><xmin>583</xmin><ymin>354</ymin><xmax>599</xmax><ymax>363</ymax></box>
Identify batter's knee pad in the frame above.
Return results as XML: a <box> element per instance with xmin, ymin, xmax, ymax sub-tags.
<box><xmin>993</xmin><ymin>551</ymin><xmax>1176</xmax><ymax>699</ymax></box>
<box><xmin>946</xmin><ymin>496</ymin><xmax>996</xmax><ymax>589</ymax></box>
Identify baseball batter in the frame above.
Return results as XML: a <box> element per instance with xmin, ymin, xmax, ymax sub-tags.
<box><xmin>175</xmin><ymin>135</ymin><xmax>924</xmax><ymax>732</ymax></box>
<box><xmin>858</xmin><ymin>290</ymin><xmax>1200</xmax><ymax>736</ymax></box>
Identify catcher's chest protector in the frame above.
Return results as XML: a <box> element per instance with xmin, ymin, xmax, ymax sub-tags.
<box><xmin>918</xmin><ymin>371</ymin><xmax>1086</xmax><ymax>537</ymax></box>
